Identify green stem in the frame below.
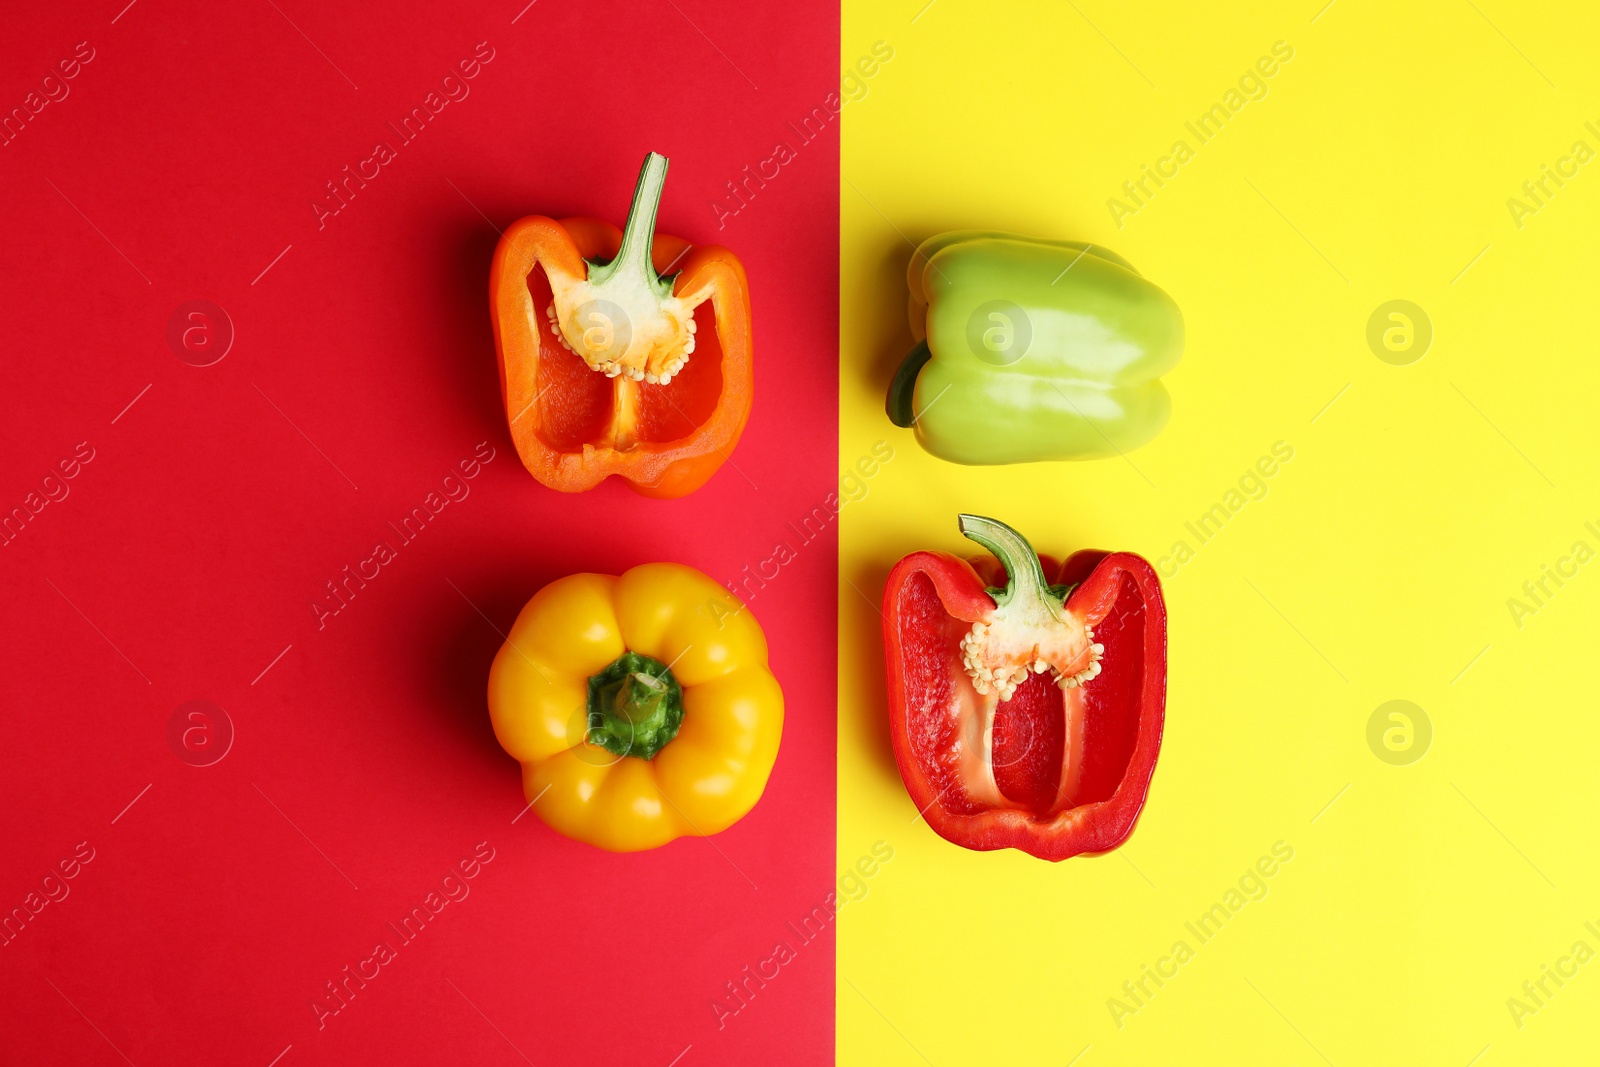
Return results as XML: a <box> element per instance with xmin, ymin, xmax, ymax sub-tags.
<box><xmin>586</xmin><ymin>152</ymin><xmax>675</xmax><ymax>299</ymax></box>
<box><xmin>585</xmin><ymin>650</ymin><xmax>684</xmax><ymax>760</ymax></box>
<box><xmin>958</xmin><ymin>514</ymin><xmax>1064</xmax><ymax>618</ymax></box>
<box><xmin>886</xmin><ymin>341</ymin><xmax>932</xmax><ymax>428</ymax></box>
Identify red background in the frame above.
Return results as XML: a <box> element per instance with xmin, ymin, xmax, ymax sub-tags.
<box><xmin>0</xmin><ymin>2</ymin><xmax>838</xmax><ymax>1064</ymax></box>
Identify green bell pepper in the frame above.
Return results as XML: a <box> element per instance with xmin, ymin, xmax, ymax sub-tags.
<box><xmin>887</xmin><ymin>230</ymin><xmax>1184</xmax><ymax>465</ymax></box>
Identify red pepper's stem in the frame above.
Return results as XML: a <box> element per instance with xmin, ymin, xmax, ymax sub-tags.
<box><xmin>586</xmin><ymin>151</ymin><xmax>676</xmax><ymax>300</ymax></box>
<box><xmin>958</xmin><ymin>514</ymin><xmax>1064</xmax><ymax>620</ymax></box>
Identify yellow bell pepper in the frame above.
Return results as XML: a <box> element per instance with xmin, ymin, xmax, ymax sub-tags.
<box><xmin>487</xmin><ymin>562</ymin><xmax>784</xmax><ymax>852</ymax></box>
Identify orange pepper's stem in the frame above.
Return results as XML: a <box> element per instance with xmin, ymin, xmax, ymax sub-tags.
<box><xmin>586</xmin><ymin>152</ymin><xmax>677</xmax><ymax>300</ymax></box>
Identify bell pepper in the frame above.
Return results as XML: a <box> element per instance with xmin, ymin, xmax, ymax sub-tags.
<box><xmin>887</xmin><ymin>230</ymin><xmax>1184</xmax><ymax>465</ymax></box>
<box><xmin>881</xmin><ymin>514</ymin><xmax>1166</xmax><ymax>861</ymax></box>
<box><xmin>487</xmin><ymin>562</ymin><xmax>783</xmax><ymax>852</ymax></box>
<box><xmin>489</xmin><ymin>152</ymin><xmax>753</xmax><ymax>498</ymax></box>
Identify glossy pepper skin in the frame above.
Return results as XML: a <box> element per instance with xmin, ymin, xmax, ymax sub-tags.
<box><xmin>490</xmin><ymin>153</ymin><xmax>753</xmax><ymax>498</ymax></box>
<box><xmin>882</xmin><ymin>515</ymin><xmax>1166</xmax><ymax>861</ymax></box>
<box><xmin>887</xmin><ymin>231</ymin><xmax>1184</xmax><ymax>465</ymax></box>
<box><xmin>488</xmin><ymin>562</ymin><xmax>783</xmax><ymax>852</ymax></box>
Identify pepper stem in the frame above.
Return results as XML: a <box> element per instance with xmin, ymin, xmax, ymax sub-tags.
<box><xmin>585</xmin><ymin>650</ymin><xmax>684</xmax><ymax>760</ymax></box>
<box><xmin>958</xmin><ymin>514</ymin><xmax>1064</xmax><ymax>620</ymax></box>
<box><xmin>886</xmin><ymin>341</ymin><xmax>932</xmax><ymax>428</ymax></box>
<box><xmin>585</xmin><ymin>152</ymin><xmax>676</xmax><ymax>300</ymax></box>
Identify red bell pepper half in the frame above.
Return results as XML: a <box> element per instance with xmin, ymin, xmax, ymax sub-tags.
<box><xmin>881</xmin><ymin>515</ymin><xmax>1167</xmax><ymax>861</ymax></box>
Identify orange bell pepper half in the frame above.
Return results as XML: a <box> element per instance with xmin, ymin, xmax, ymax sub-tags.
<box><xmin>488</xmin><ymin>152</ymin><xmax>753</xmax><ymax>498</ymax></box>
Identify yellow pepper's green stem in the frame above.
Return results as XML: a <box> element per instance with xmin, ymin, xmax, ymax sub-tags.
<box><xmin>586</xmin><ymin>650</ymin><xmax>684</xmax><ymax>760</ymax></box>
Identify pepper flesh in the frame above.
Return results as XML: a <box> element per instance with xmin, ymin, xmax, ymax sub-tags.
<box><xmin>488</xmin><ymin>563</ymin><xmax>783</xmax><ymax>852</ymax></box>
<box><xmin>490</xmin><ymin>153</ymin><xmax>753</xmax><ymax>498</ymax></box>
<box><xmin>888</xmin><ymin>230</ymin><xmax>1183</xmax><ymax>465</ymax></box>
<box><xmin>881</xmin><ymin>515</ymin><xmax>1166</xmax><ymax>861</ymax></box>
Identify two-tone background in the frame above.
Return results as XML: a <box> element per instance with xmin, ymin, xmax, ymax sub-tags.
<box><xmin>4</xmin><ymin>0</ymin><xmax>1598</xmax><ymax>1063</ymax></box>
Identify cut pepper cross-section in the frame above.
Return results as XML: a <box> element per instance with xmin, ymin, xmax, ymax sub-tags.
<box><xmin>882</xmin><ymin>515</ymin><xmax>1167</xmax><ymax>861</ymax></box>
<box><xmin>489</xmin><ymin>152</ymin><xmax>753</xmax><ymax>498</ymax></box>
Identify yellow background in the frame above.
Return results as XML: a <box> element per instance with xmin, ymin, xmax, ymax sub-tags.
<box><xmin>838</xmin><ymin>1</ymin><xmax>1600</xmax><ymax>1062</ymax></box>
